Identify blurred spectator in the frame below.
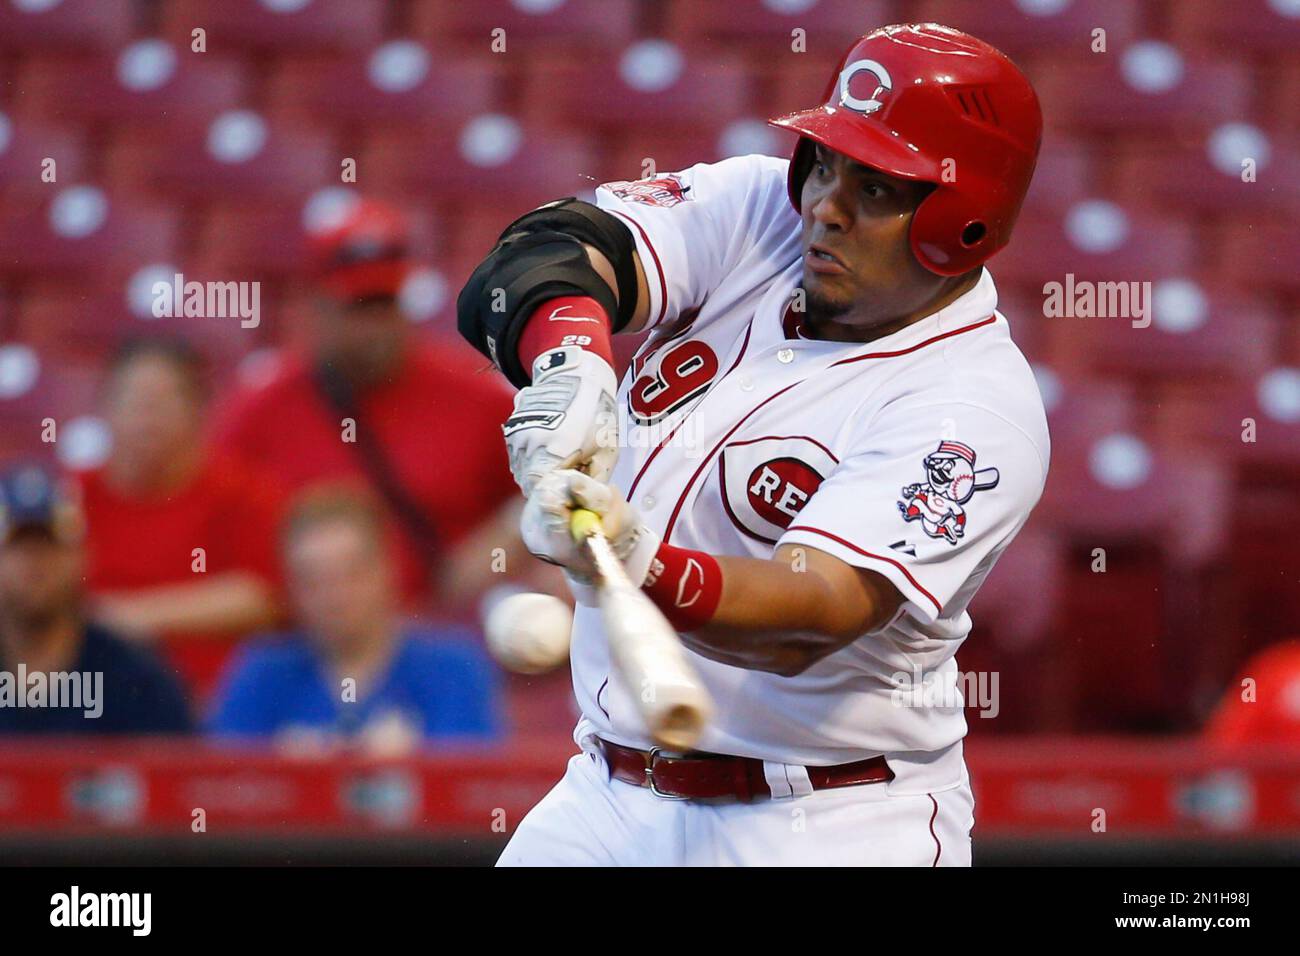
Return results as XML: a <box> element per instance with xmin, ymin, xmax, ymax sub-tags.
<box><xmin>1205</xmin><ymin>639</ymin><xmax>1300</xmax><ymax>746</ymax></box>
<box><xmin>211</xmin><ymin>197</ymin><xmax>527</xmax><ymax>615</ymax></box>
<box><xmin>208</xmin><ymin>488</ymin><xmax>501</xmax><ymax>752</ymax></box>
<box><xmin>0</xmin><ymin>465</ymin><xmax>192</xmax><ymax>735</ymax></box>
<box><xmin>74</xmin><ymin>338</ymin><xmax>282</xmax><ymax>700</ymax></box>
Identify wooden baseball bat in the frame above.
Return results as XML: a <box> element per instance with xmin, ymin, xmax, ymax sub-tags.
<box><xmin>569</xmin><ymin>508</ymin><xmax>713</xmax><ymax>752</ymax></box>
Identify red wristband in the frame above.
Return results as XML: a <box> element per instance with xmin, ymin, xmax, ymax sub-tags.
<box><xmin>643</xmin><ymin>542</ymin><xmax>723</xmax><ymax>632</ymax></box>
<box><xmin>517</xmin><ymin>295</ymin><xmax>615</xmax><ymax>375</ymax></box>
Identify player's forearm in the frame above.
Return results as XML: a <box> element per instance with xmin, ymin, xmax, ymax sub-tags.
<box><xmin>710</xmin><ymin>553</ymin><xmax>873</xmax><ymax>637</ymax></box>
<box><xmin>656</xmin><ymin>547</ymin><xmax>895</xmax><ymax>676</ymax></box>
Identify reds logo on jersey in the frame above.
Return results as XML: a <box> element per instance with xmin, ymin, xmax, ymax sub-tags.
<box><xmin>898</xmin><ymin>441</ymin><xmax>1000</xmax><ymax>545</ymax></box>
<box><xmin>719</xmin><ymin>437</ymin><xmax>837</xmax><ymax>544</ymax></box>
<box><xmin>601</xmin><ymin>174</ymin><xmax>692</xmax><ymax>208</ymax></box>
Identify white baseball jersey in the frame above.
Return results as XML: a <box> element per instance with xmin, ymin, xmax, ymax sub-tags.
<box><xmin>569</xmin><ymin>154</ymin><xmax>1049</xmax><ymax>785</ymax></box>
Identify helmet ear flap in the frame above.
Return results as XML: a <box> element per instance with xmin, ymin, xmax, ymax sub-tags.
<box><xmin>909</xmin><ymin>187</ymin><xmax>994</xmax><ymax>277</ymax></box>
<box><xmin>787</xmin><ymin>138</ymin><xmax>816</xmax><ymax>212</ymax></box>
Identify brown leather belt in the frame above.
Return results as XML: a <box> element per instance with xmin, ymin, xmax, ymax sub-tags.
<box><xmin>596</xmin><ymin>738</ymin><xmax>894</xmax><ymax>801</ymax></box>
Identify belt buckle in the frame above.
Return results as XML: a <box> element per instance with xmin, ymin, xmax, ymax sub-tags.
<box><xmin>645</xmin><ymin>747</ymin><xmax>689</xmax><ymax>800</ymax></box>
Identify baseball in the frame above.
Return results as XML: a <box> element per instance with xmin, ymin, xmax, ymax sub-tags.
<box><xmin>484</xmin><ymin>592</ymin><xmax>574</xmax><ymax>674</ymax></box>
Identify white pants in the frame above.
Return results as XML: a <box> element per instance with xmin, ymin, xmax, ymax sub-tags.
<box><xmin>498</xmin><ymin>746</ymin><xmax>975</xmax><ymax>867</ymax></box>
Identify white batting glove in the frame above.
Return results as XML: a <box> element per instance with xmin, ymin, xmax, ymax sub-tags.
<box><xmin>520</xmin><ymin>470</ymin><xmax>660</xmax><ymax>606</ymax></box>
<box><xmin>503</xmin><ymin>347</ymin><xmax>619</xmax><ymax>498</ymax></box>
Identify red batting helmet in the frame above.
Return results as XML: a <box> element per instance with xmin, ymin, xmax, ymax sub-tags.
<box><xmin>768</xmin><ymin>23</ymin><xmax>1042</xmax><ymax>276</ymax></box>
<box><xmin>308</xmin><ymin>197</ymin><xmax>412</xmax><ymax>302</ymax></box>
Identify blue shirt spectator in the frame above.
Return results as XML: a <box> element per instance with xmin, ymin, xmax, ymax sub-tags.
<box><xmin>207</xmin><ymin>626</ymin><xmax>500</xmax><ymax>743</ymax></box>
<box><xmin>0</xmin><ymin>464</ymin><xmax>192</xmax><ymax>736</ymax></box>
<box><xmin>0</xmin><ymin>622</ymin><xmax>193</xmax><ymax>735</ymax></box>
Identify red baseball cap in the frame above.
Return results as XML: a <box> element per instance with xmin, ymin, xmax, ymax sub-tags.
<box><xmin>307</xmin><ymin>197</ymin><xmax>412</xmax><ymax>303</ymax></box>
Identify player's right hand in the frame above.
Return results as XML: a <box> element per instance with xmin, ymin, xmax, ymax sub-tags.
<box><xmin>502</xmin><ymin>346</ymin><xmax>619</xmax><ymax>498</ymax></box>
<box><xmin>520</xmin><ymin>469</ymin><xmax>659</xmax><ymax>606</ymax></box>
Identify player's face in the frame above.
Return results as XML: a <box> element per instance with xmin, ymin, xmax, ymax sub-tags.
<box><xmin>799</xmin><ymin>144</ymin><xmax>949</xmax><ymax>335</ymax></box>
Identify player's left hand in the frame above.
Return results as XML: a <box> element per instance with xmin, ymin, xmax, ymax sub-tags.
<box><xmin>503</xmin><ymin>347</ymin><xmax>620</xmax><ymax>498</ymax></box>
<box><xmin>520</xmin><ymin>470</ymin><xmax>659</xmax><ymax>599</ymax></box>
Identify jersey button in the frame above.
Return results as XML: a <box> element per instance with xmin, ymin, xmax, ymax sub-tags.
<box><xmin>641</xmin><ymin>495</ymin><xmax>657</xmax><ymax>510</ymax></box>
<box><xmin>739</xmin><ymin>375</ymin><xmax>754</xmax><ymax>391</ymax></box>
<box><xmin>777</xmin><ymin>348</ymin><xmax>795</xmax><ymax>364</ymax></box>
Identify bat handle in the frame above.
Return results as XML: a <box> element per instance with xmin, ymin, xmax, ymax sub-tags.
<box><xmin>570</xmin><ymin>507</ymin><xmax>604</xmax><ymax>544</ymax></box>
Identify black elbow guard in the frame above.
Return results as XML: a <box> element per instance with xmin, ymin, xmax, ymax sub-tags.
<box><xmin>456</xmin><ymin>199</ymin><xmax>639</xmax><ymax>388</ymax></box>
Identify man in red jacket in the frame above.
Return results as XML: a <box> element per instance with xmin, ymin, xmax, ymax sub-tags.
<box><xmin>211</xmin><ymin>197</ymin><xmax>526</xmax><ymax>614</ymax></box>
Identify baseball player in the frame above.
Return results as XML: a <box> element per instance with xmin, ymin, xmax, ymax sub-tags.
<box><xmin>458</xmin><ymin>23</ymin><xmax>1047</xmax><ymax>866</ymax></box>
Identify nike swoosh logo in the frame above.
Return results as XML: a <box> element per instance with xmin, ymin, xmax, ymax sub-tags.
<box><xmin>547</xmin><ymin>305</ymin><xmax>600</xmax><ymax>324</ymax></box>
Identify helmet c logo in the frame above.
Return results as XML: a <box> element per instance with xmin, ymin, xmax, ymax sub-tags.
<box><xmin>838</xmin><ymin>59</ymin><xmax>892</xmax><ymax>114</ymax></box>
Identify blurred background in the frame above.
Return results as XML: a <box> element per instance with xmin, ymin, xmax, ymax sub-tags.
<box><xmin>0</xmin><ymin>0</ymin><xmax>1297</xmax><ymax>865</ymax></box>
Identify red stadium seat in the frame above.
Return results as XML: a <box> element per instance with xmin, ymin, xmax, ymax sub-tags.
<box><xmin>17</xmin><ymin>276</ymin><xmax>263</xmax><ymax>371</ymax></box>
<box><xmin>105</xmin><ymin>117</ymin><xmax>335</xmax><ymax>201</ymax></box>
<box><xmin>1048</xmin><ymin>285</ymin><xmax>1280</xmax><ymax>383</ymax></box>
<box><xmin>602</xmin><ymin>126</ymin><xmax>773</xmax><ymax>180</ymax></box>
<box><xmin>266</xmin><ymin>48</ymin><xmax>497</xmax><ymax>128</ymax></box>
<box><xmin>195</xmin><ymin>195</ymin><xmax>444</xmax><ymax>288</ymax></box>
<box><xmin>0</xmin><ymin>287</ymin><xmax>13</xmax><ymax>336</ymax></box>
<box><xmin>1053</xmin><ymin>548</ymin><xmax>1177</xmax><ymax>732</ymax></box>
<box><xmin>909</xmin><ymin>0</ymin><xmax>1142</xmax><ymax>58</ymax></box>
<box><xmin>161</xmin><ymin>0</ymin><xmax>385</xmax><ymax>53</ymax></box>
<box><xmin>664</xmin><ymin>0</ymin><xmax>892</xmax><ymax>49</ymax></box>
<box><xmin>1020</xmin><ymin>139</ymin><xmax>1093</xmax><ymax>217</ymax></box>
<box><xmin>0</xmin><ymin>348</ymin><xmax>102</xmax><ymax>443</ymax></box>
<box><xmin>754</xmin><ymin>50</ymin><xmax>847</xmax><ymax>122</ymax></box>
<box><xmin>521</xmin><ymin>44</ymin><xmax>751</xmax><ymax>129</ymax></box>
<box><xmin>1039</xmin><ymin>414</ymin><xmax>1230</xmax><ymax>557</ymax></box>
<box><xmin>0</xmin><ymin>0</ymin><xmax>132</xmax><ymax>52</ymax></box>
<box><xmin>412</xmin><ymin>0</ymin><xmax>639</xmax><ymax>49</ymax></box>
<box><xmin>11</xmin><ymin>46</ymin><xmax>247</xmax><ymax>126</ymax></box>
<box><xmin>1219</xmin><ymin>217</ymin><xmax>1300</xmax><ymax>294</ymax></box>
<box><xmin>1038</xmin><ymin>375</ymin><xmax>1136</xmax><ymax>449</ymax></box>
<box><xmin>1035</xmin><ymin>48</ymin><xmax>1253</xmax><ymax>135</ymax></box>
<box><xmin>13</xmin><ymin>286</ymin><xmax>140</xmax><ymax>359</ymax></box>
<box><xmin>195</xmin><ymin>204</ymin><xmax>316</xmax><ymax>282</ymax></box>
<box><xmin>1168</xmin><ymin>0</ymin><xmax>1300</xmax><ymax>55</ymax></box>
<box><xmin>1111</xmin><ymin>132</ymin><xmax>1300</xmax><ymax>217</ymax></box>
<box><xmin>1227</xmin><ymin>501</ymin><xmax>1300</xmax><ymax>655</ymax></box>
<box><xmin>0</xmin><ymin>190</ymin><xmax>180</xmax><ymax>281</ymax></box>
<box><xmin>1186</xmin><ymin>370</ymin><xmax>1300</xmax><ymax>650</ymax></box>
<box><xmin>1155</xmin><ymin>372</ymin><xmax>1300</xmax><ymax>469</ymax></box>
<box><xmin>0</xmin><ymin>116</ymin><xmax>89</xmax><ymax>199</ymax></box>
<box><xmin>360</xmin><ymin>122</ymin><xmax>600</xmax><ymax>214</ymax></box>
<box><xmin>1277</xmin><ymin>61</ymin><xmax>1300</xmax><ymax>138</ymax></box>
<box><xmin>967</xmin><ymin>524</ymin><xmax>1065</xmax><ymax>653</ymax></box>
<box><xmin>993</xmin><ymin>204</ymin><xmax>1197</xmax><ymax>287</ymax></box>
